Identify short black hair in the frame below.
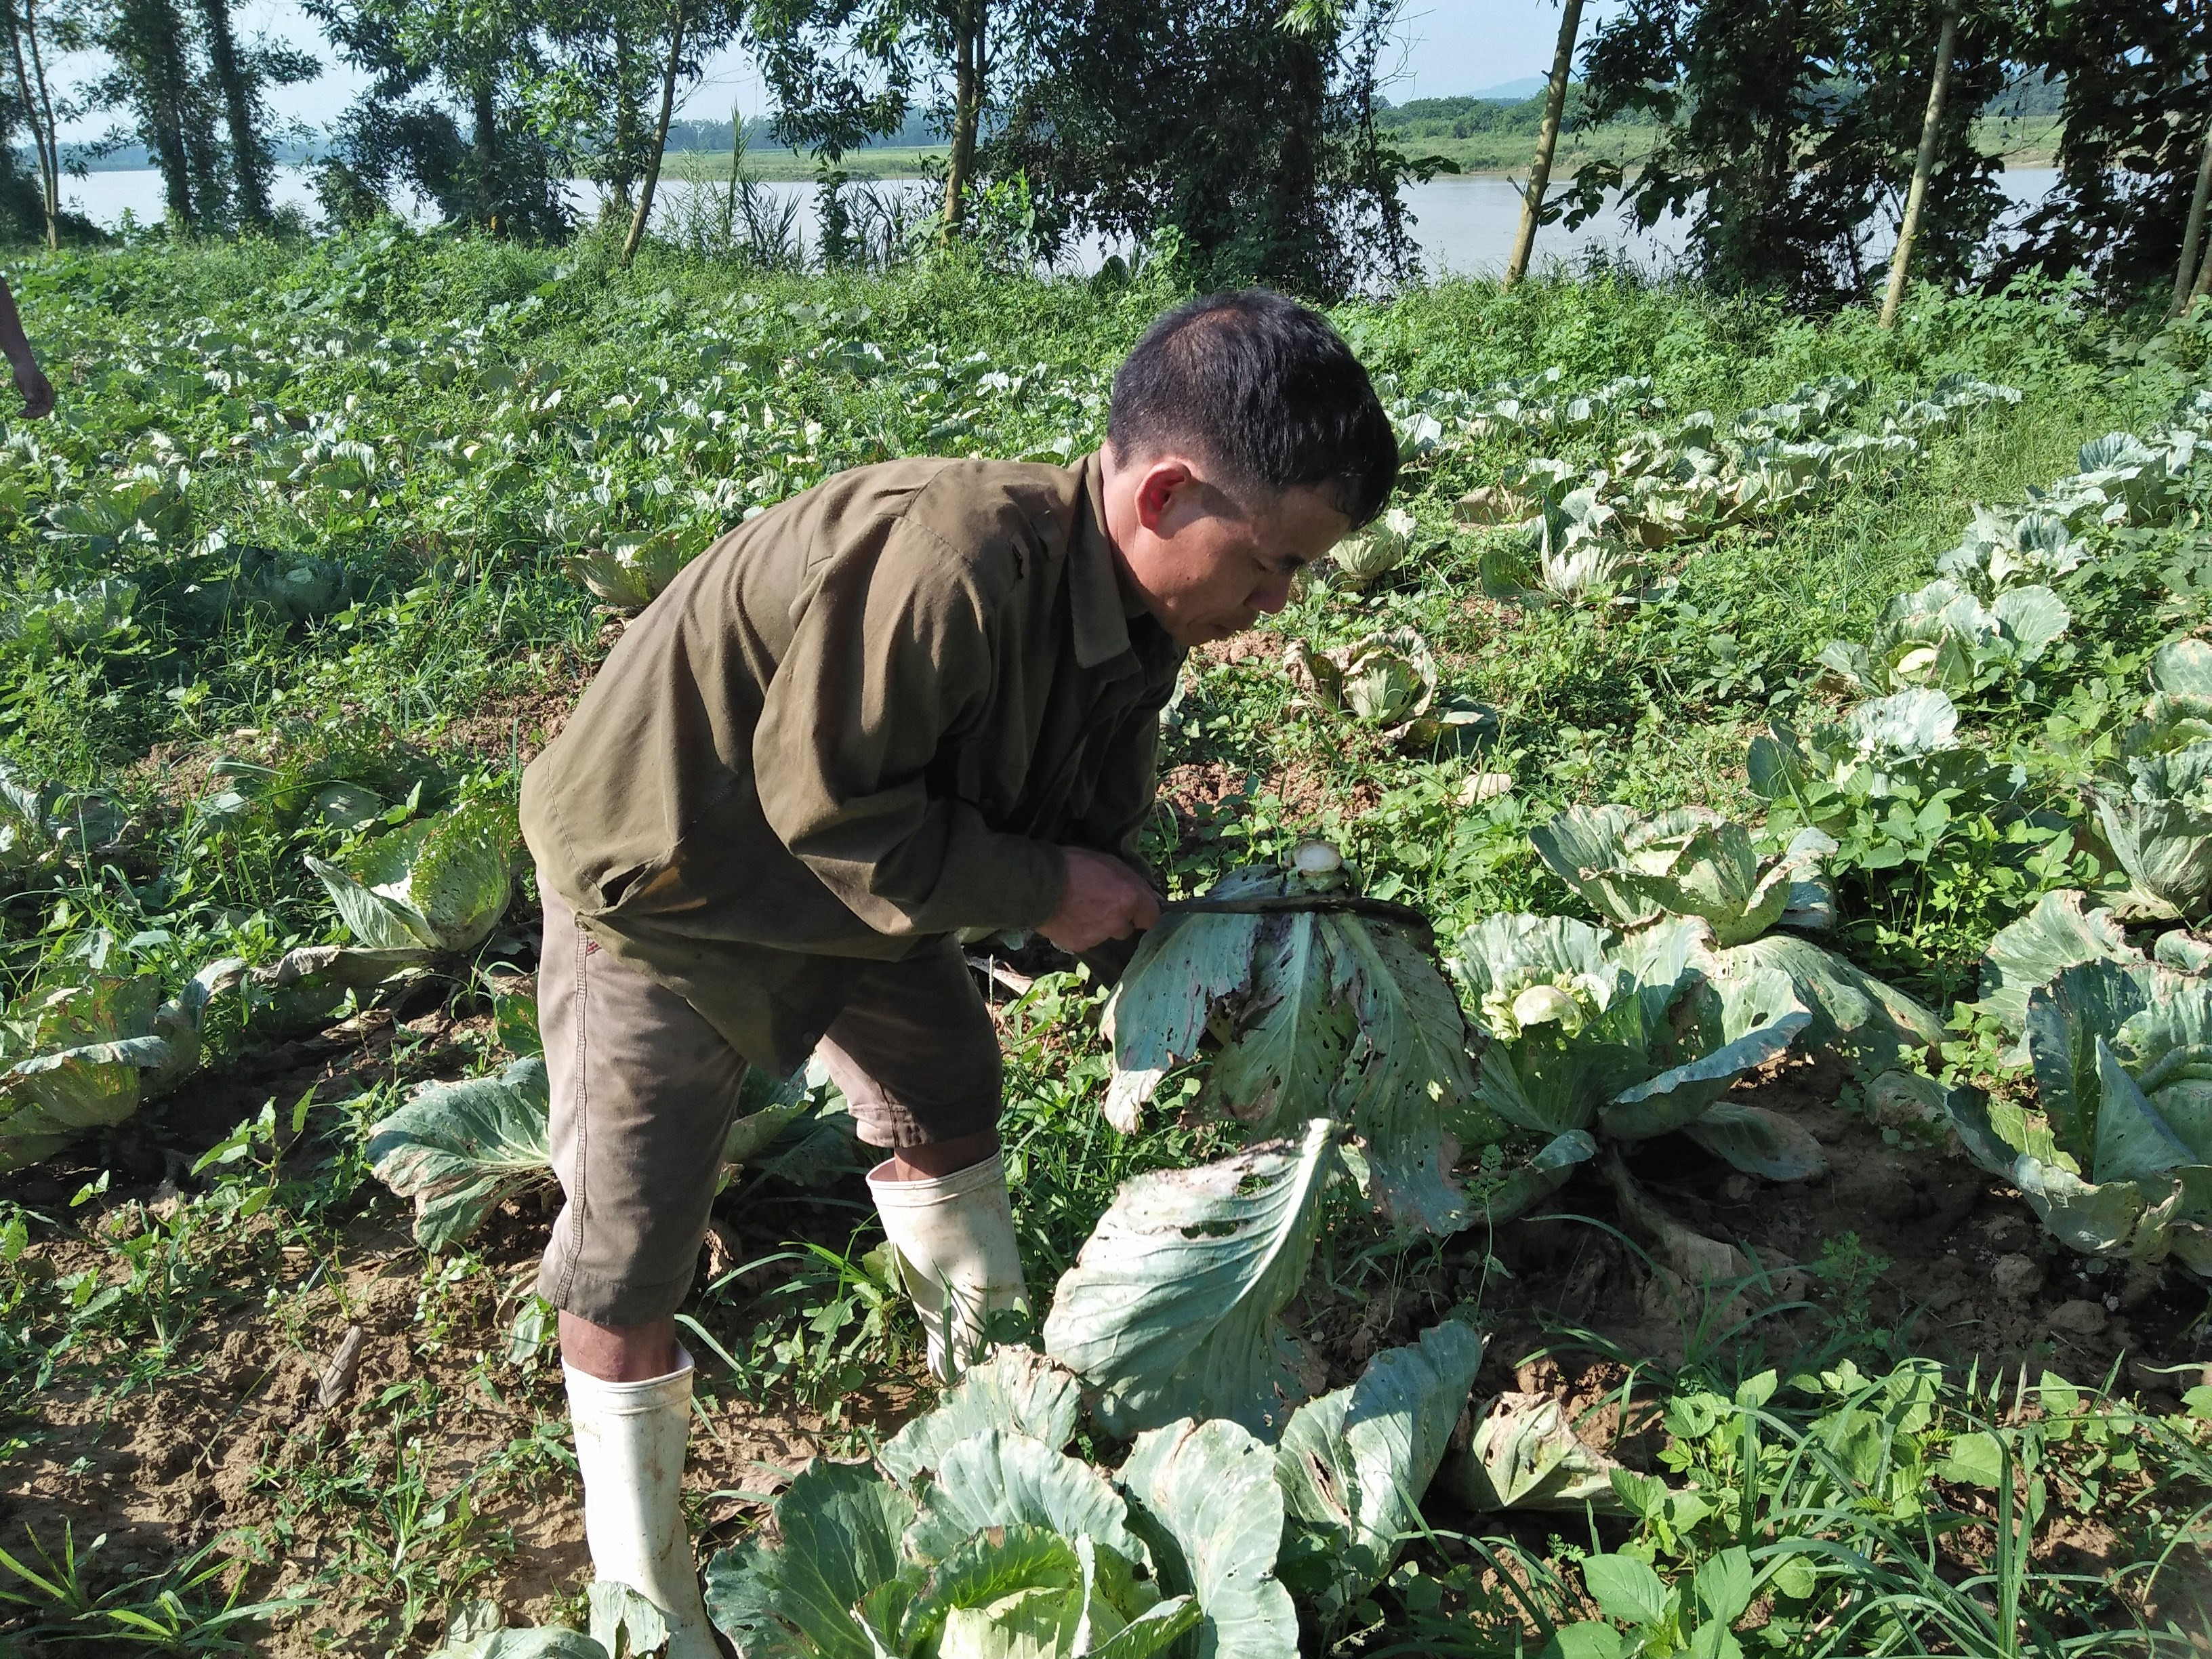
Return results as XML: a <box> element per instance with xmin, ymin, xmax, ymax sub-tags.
<box><xmin>1106</xmin><ymin>289</ymin><xmax>1398</xmax><ymax>528</ymax></box>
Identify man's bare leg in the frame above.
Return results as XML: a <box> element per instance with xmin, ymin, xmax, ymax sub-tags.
<box><xmin>884</xmin><ymin>1127</ymin><xmax>1000</xmax><ymax>1183</ymax></box>
<box><xmin>559</xmin><ymin>1311</ymin><xmax>680</xmax><ymax>1381</ymax></box>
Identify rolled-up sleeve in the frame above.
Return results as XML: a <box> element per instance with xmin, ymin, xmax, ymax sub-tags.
<box><xmin>752</xmin><ymin>517</ymin><xmax>1067</xmax><ymax>937</ymax></box>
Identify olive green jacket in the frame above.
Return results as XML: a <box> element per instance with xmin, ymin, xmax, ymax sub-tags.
<box><xmin>520</xmin><ymin>451</ymin><xmax>1184</xmax><ymax>1074</ymax></box>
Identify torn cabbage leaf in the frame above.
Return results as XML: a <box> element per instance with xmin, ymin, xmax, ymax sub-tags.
<box><xmin>1104</xmin><ymin>861</ymin><xmax>1477</xmax><ymax>1233</ymax></box>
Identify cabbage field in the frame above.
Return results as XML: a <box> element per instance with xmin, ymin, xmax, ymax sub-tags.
<box><xmin>1</xmin><ymin>231</ymin><xmax>2211</xmax><ymax>1656</ymax></box>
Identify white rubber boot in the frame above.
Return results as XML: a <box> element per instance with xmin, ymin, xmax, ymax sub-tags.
<box><xmin>867</xmin><ymin>1152</ymin><xmax>1029</xmax><ymax>1382</ymax></box>
<box><xmin>565</xmin><ymin>1348</ymin><xmax>721</xmax><ymax>1659</ymax></box>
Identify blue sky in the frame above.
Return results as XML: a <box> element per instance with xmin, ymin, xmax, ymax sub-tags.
<box><xmin>60</xmin><ymin>0</ymin><xmax>1569</xmax><ymax>141</ymax></box>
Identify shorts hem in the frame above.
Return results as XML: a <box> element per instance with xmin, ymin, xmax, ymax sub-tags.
<box><xmin>851</xmin><ymin>1101</ymin><xmax>1004</xmax><ymax>1150</ymax></box>
<box><xmin>537</xmin><ymin>1254</ymin><xmax>699</xmax><ymax>1328</ymax></box>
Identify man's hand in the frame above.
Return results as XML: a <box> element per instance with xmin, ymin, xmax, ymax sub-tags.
<box><xmin>1039</xmin><ymin>847</ymin><xmax>1162</xmax><ymax>954</ymax></box>
<box><xmin>12</xmin><ymin>359</ymin><xmax>52</xmax><ymax>419</ymax></box>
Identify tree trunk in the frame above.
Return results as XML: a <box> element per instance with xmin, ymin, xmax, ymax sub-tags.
<box><xmin>620</xmin><ymin>0</ymin><xmax>686</xmax><ymax>267</ymax></box>
<box><xmin>1504</xmin><ymin>0</ymin><xmax>1584</xmax><ymax>289</ymax></box>
<box><xmin>472</xmin><ymin>79</ymin><xmax>499</xmax><ymax>230</ymax></box>
<box><xmin>22</xmin><ymin>0</ymin><xmax>57</xmax><ymax>247</ymax></box>
<box><xmin>609</xmin><ymin>26</ymin><xmax>640</xmax><ymax>218</ymax></box>
<box><xmin>117</xmin><ymin>0</ymin><xmax>196</xmax><ymax>228</ymax></box>
<box><xmin>1879</xmin><ymin>0</ymin><xmax>1960</xmax><ymax>330</ymax></box>
<box><xmin>195</xmin><ymin>0</ymin><xmax>268</xmax><ymax>226</ymax></box>
<box><xmin>941</xmin><ymin>0</ymin><xmax>984</xmax><ymax>231</ymax></box>
<box><xmin>5</xmin><ymin>1</ymin><xmax>56</xmax><ymax>249</ymax></box>
<box><xmin>2174</xmin><ymin>122</ymin><xmax>2212</xmax><ymax>317</ymax></box>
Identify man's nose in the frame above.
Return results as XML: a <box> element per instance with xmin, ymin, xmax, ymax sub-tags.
<box><xmin>1250</xmin><ymin>575</ymin><xmax>1295</xmax><ymax>615</ymax></box>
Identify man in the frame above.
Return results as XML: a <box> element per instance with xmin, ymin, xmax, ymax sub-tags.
<box><xmin>519</xmin><ymin>287</ymin><xmax>1397</xmax><ymax>1655</ymax></box>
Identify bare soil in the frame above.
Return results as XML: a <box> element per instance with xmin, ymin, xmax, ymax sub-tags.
<box><xmin>0</xmin><ymin>993</ymin><xmax>890</xmax><ymax>1656</ymax></box>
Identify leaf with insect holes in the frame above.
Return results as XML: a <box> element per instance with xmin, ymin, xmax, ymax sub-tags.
<box><xmin>1446</xmin><ymin>1391</ymin><xmax>1625</xmax><ymax>1513</ymax></box>
<box><xmin>0</xmin><ymin>962</ymin><xmax>239</xmax><ymax>1171</ymax></box>
<box><xmin>704</xmin><ymin>1458</ymin><xmax>916</xmax><ymax>1659</ymax></box>
<box><xmin>1970</xmin><ymin>890</ymin><xmax>2138</xmax><ymax>1040</ymax></box>
<box><xmin>2093</xmin><ymin>743</ymin><xmax>2212</xmax><ymax>920</ymax></box>
<box><xmin>1104</xmin><ymin>863</ymin><xmax>1474</xmax><ymax>1233</ymax></box>
<box><xmin>903</xmin><ymin>1429</ymin><xmax>1150</xmax><ymax>1570</ymax></box>
<box><xmin>428</xmin><ymin>1631</ymin><xmax>612</xmax><ymax>1659</ymax></box>
<box><xmin>1043</xmin><ymin>1120</ymin><xmax>1343</xmax><ymax>1437</ymax></box>
<box><xmin>1530</xmin><ymin>804</ymin><xmax>1832</xmax><ymax>947</ymax></box>
<box><xmin>587</xmin><ymin>1580</ymin><xmax>667</xmax><ymax>1657</ymax></box>
<box><xmin>367</xmin><ymin>1057</ymin><xmax>553</xmax><ymax>1250</ymax></box>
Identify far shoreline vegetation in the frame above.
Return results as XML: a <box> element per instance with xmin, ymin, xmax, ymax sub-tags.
<box><xmin>35</xmin><ymin>86</ymin><xmax>2073</xmax><ymax>188</ymax></box>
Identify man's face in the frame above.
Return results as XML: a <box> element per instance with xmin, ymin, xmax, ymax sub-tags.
<box><xmin>1107</xmin><ymin>453</ymin><xmax>1353</xmax><ymax>647</ymax></box>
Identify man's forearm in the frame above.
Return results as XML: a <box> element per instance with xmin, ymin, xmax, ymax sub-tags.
<box><xmin>0</xmin><ymin>281</ymin><xmax>35</xmax><ymax>371</ymax></box>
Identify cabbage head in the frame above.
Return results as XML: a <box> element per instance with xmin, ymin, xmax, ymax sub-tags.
<box><xmin>1817</xmin><ymin>579</ymin><xmax>2068</xmax><ymax>698</ymax></box>
<box><xmin>1948</xmin><ymin>960</ymin><xmax>2212</xmax><ymax>1278</ymax></box>
<box><xmin>2124</xmin><ymin>639</ymin><xmax>2212</xmax><ymax>758</ymax></box>
<box><xmin>308</xmin><ymin>798</ymin><xmax>519</xmax><ymax>958</ymax></box>
<box><xmin>1328</xmin><ymin>507</ymin><xmax>1420</xmax><ymax>590</ymax></box>
<box><xmin>1747</xmin><ymin>688</ymin><xmax>2022</xmax><ymax>841</ymax></box>
<box><xmin>1285</xmin><ymin>628</ymin><xmax>1437</xmax><ymax>735</ymax></box>
<box><xmin>1936</xmin><ymin>507</ymin><xmax>2086</xmax><ymax>595</ymax></box>
<box><xmin>1528</xmin><ymin>804</ymin><xmax>1942</xmax><ymax>1072</ymax></box>
<box><xmin>1530</xmin><ymin>804</ymin><xmax>1832</xmax><ymax>947</ymax></box>
<box><xmin>704</xmin><ymin>1344</ymin><xmax>1254</xmax><ymax>1659</ymax></box>
<box><xmin>2092</xmin><ymin>741</ymin><xmax>2212</xmax><ymax>921</ymax></box>
<box><xmin>562</xmin><ymin>527</ymin><xmax>689</xmax><ymax>611</ymax></box>
<box><xmin>0</xmin><ymin>961</ymin><xmax>237</xmax><ymax>1170</ymax></box>
<box><xmin>1449</xmin><ymin>914</ymin><xmax>1816</xmax><ymax>1174</ymax></box>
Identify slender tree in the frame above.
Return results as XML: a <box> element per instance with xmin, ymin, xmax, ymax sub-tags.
<box><xmin>1505</xmin><ymin>0</ymin><xmax>1585</xmax><ymax>289</ymax></box>
<box><xmin>2174</xmin><ymin>118</ymin><xmax>2212</xmax><ymax>316</ymax></box>
<box><xmin>90</xmin><ymin>0</ymin><xmax>205</xmax><ymax>227</ymax></box>
<box><xmin>748</xmin><ymin>0</ymin><xmax>983</xmax><ymax>226</ymax></box>
<box><xmin>1566</xmin><ymin>0</ymin><xmax>2013</xmax><ymax>308</ymax></box>
<box><xmin>1879</xmin><ymin>0</ymin><xmax>1960</xmax><ymax>328</ymax></box>
<box><xmin>4</xmin><ymin>0</ymin><xmax>60</xmax><ymax>246</ymax></box>
<box><xmin>619</xmin><ymin>0</ymin><xmax>684</xmax><ymax>262</ymax></box>
<box><xmin>939</xmin><ymin>0</ymin><xmax>983</xmax><ymax>230</ymax></box>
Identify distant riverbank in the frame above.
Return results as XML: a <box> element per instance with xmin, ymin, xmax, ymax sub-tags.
<box><xmin>47</xmin><ymin>164</ymin><xmax>2069</xmax><ymax>280</ymax></box>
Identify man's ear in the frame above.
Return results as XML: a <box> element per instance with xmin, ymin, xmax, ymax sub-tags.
<box><xmin>1132</xmin><ymin>458</ymin><xmax>1197</xmax><ymax>533</ymax></box>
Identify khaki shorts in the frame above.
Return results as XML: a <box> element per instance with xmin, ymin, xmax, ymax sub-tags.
<box><xmin>535</xmin><ymin>886</ymin><xmax>1003</xmax><ymax>1327</ymax></box>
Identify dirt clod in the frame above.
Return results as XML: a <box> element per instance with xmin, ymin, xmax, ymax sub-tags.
<box><xmin>2047</xmin><ymin>1298</ymin><xmax>2109</xmax><ymax>1336</ymax></box>
<box><xmin>1991</xmin><ymin>1253</ymin><xmax>2045</xmax><ymax>1303</ymax></box>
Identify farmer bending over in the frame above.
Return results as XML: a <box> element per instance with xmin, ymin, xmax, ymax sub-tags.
<box><xmin>518</xmin><ymin>288</ymin><xmax>1398</xmax><ymax>1655</ymax></box>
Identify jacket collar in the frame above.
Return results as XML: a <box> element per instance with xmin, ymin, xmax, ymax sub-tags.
<box><xmin>1069</xmin><ymin>450</ymin><xmax>1136</xmax><ymax>670</ymax></box>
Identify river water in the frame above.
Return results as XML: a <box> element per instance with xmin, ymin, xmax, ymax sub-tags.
<box><xmin>54</xmin><ymin>165</ymin><xmax>2063</xmax><ymax>281</ymax></box>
